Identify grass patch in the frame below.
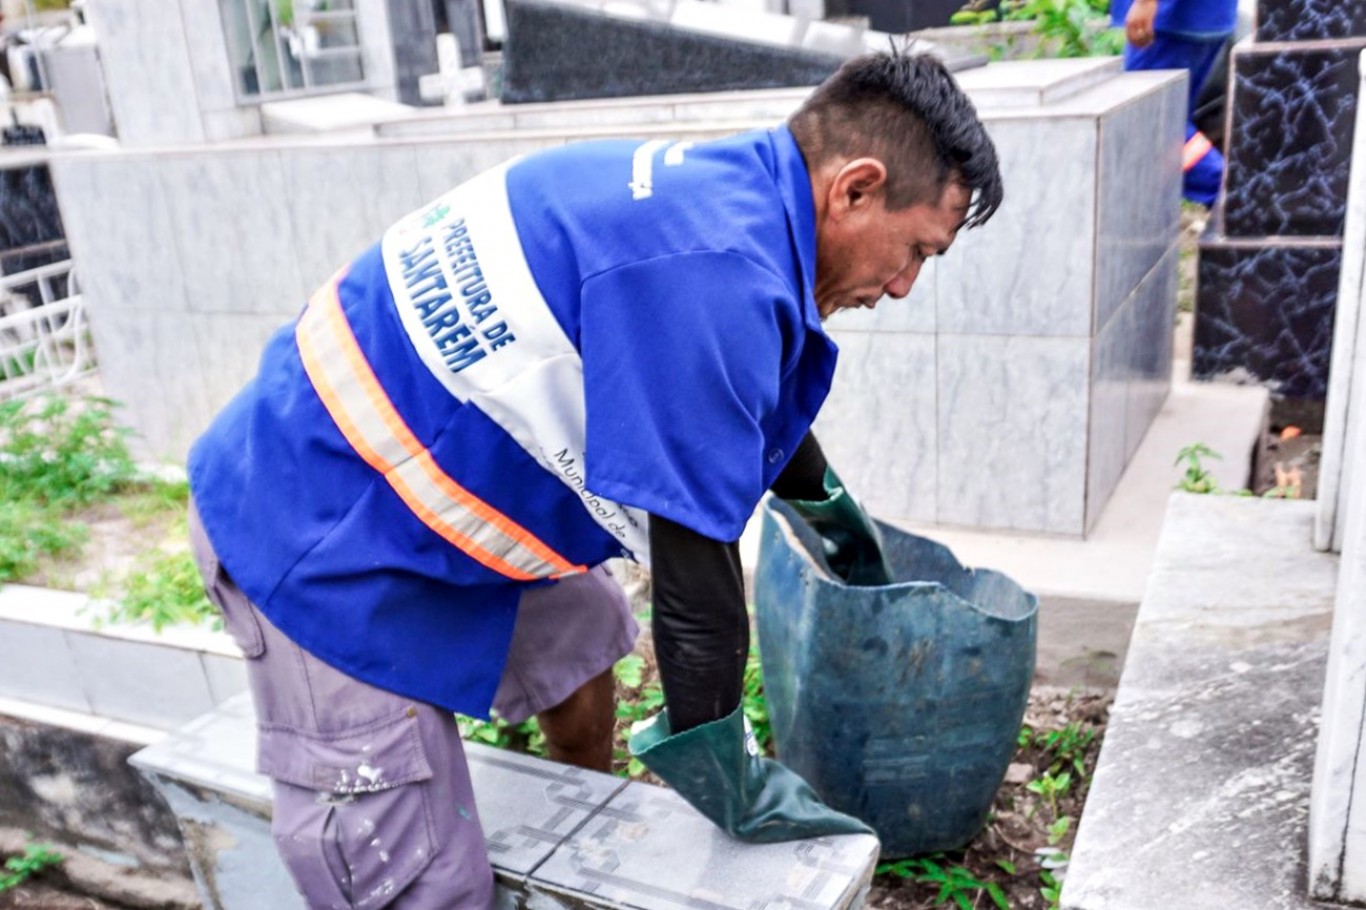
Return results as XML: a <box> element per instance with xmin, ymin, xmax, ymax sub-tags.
<box><xmin>0</xmin><ymin>392</ymin><xmax>216</xmax><ymax>631</ymax></box>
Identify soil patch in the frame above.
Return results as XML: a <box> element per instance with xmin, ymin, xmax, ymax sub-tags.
<box><xmin>867</xmin><ymin>688</ymin><xmax>1111</xmax><ymax>910</ymax></box>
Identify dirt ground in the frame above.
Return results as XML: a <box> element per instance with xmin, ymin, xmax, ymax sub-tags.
<box><xmin>865</xmin><ymin>688</ymin><xmax>1111</xmax><ymax>910</ymax></box>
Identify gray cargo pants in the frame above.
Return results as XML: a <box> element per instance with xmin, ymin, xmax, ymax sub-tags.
<box><xmin>189</xmin><ymin>505</ymin><xmax>637</xmax><ymax>909</ymax></box>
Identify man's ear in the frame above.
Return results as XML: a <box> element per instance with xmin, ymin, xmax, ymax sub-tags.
<box><xmin>827</xmin><ymin>158</ymin><xmax>888</xmax><ymax>219</ymax></box>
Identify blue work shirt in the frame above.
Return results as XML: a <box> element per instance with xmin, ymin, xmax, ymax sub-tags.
<box><xmin>1110</xmin><ymin>0</ymin><xmax>1237</xmax><ymax>39</ymax></box>
<box><xmin>189</xmin><ymin>126</ymin><xmax>836</xmax><ymax>717</ymax></box>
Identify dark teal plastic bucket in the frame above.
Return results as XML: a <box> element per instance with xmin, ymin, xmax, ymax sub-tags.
<box><xmin>754</xmin><ymin>497</ymin><xmax>1038</xmax><ymax>858</ymax></box>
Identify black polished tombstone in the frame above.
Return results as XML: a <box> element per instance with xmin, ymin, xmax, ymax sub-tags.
<box><xmin>1192</xmin><ymin>2</ymin><xmax>1366</xmax><ymax>414</ymax></box>
<box><xmin>501</xmin><ymin>0</ymin><xmax>849</xmax><ymax>103</ymax></box>
<box><xmin>844</xmin><ymin>0</ymin><xmax>973</xmax><ymax>33</ymax></box>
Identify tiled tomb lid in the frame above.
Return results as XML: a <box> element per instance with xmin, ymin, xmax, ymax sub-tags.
<box><xmin>955</xmin><ymin>57</ymin><xmax>1124</xmax><ymax>109</ymax></box>
<box><xmin>131</xmin><ymin>692</ymin><xmax>880</xmax><ymax>909</ymax></box>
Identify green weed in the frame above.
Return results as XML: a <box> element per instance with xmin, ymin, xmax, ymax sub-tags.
<box><xmin>1175</xmin><ymin>442</ymin><xmax>1221</xmax><ymax>494</ymax></box>
<box><xmin>877</xmin><ymin>856</ymin><xmax>1009</xmax><ymax>910</ymax></box>
<box><xmin>1040</xmin><ymin>865</ymin><xmax>1065</xmax><ymax>909</ymax></box>
<box><xmin>1027</xmin><ymin>769</ymin><xmax>1073</xmax><ymax>817</ymax></box>
<box><xmin>0</xmin><ymin>498</ymin><xmax>87</xmax><ymax>581</ymax></box>
<box><xmin>456</xmin><ymin>713</ymin><xmax>546</xmax><ymax>756</ymax></box>
<box><xmin>1037</xmin><ymin>721</ymin><xmax>1095</xmax><ymax>776</ymax></box>
<box><xmin>0</xmin><ymin>842</ymin><xmax>63</xmax><ymax>893</ymax></box>
<box><xmin>96</xmin><ymin>544</ymin><xmax>219</xmax><ymax>632</ymax></box>
<box><xmin>952</xmin><ymin>0</ymin><xmax>1122</xmax><ymax>58</ymax></box>
<box><xmin>741</xmin><ymin>641</ymin><xmax>772</xmax><ymax>755</ymax></box>
<box><xmin>0</xmin><ymin>396</ymin><xmax>137</xmax><ymax>508</ymax></box>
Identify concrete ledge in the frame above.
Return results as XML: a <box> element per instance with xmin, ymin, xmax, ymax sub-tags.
<box><xmin>1062</xmin><ymin>494</ymin><xmax>1339</xmax><ymax>909</ymax></box>
<box><xmin>131</xmin><ymin>693</ymin><xmax>880</xmax><ymax>910</ymax></box>
<box><xmin>0</xmin><ymin>583</ymin><xmax>247</xmax><ymax>730</ymax></box>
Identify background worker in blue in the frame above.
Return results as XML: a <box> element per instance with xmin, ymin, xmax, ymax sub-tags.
<box><xmin>187</xmin><ymin>49</ymin><xmax>1002</xmax><ymax>909</ymax></box>
<box><xmin>1112</xmin><ymin>0</ymin><xmax>1237</xmax><ymax>206</ymax></box>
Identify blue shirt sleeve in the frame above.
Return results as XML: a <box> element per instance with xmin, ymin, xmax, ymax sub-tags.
<box><xmin>579</xmin><ymin>250</ymin><xmax>797</xmax><ymax>542</ymax></box>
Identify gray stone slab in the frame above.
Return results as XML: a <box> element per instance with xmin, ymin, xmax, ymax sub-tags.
<box><xmin>529</xmin><ymin>780</ymin><xmax>879</xmax><ymax>909</ymax></box>
<box><xmin>129</xmin><ymin>691</ymin><xmax>270</xmax><ymax>808</ymax></box>
<box><xmin>467</xmin><ymin>742</ymin><xmax>626</xmax><ymax>878</ymax></box>
<box><xmin>1062</xmin><ymin>494</ymin><xmax>1339</xmax><ymax>910</ymax></box>
<box><xmin>66</xmin><ymin>629</ymin><xmax>219</xmax><ymax>731</ymax></box>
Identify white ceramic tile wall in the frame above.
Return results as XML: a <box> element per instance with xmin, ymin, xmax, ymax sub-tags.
<box><xmin>411</xmin><ymin>137</ymin><xmax>565</xmax><ymax>202</ymax></box>
<box><xmin>190</xmin><ymin>312</ymin><xmax>297</xmax><ymax>437</ymax></box>
<box><xmin>201</xmin><ymin>107</ymin><xmax>264</xmax><ymax>144</ymax></box>
<box><xmin>83</xmin><ymin>0</ymin><xmax>206</xmax><ymax>145</ymax></box>
<box><xmin>936</xmin><ymin>117</ymin><xmax>1097</xmax><ymax>338</ymax></box>
<box><xmin>157</xmin><ymin>152</ymin><xmax>310</xmax><ymax>315</ymax></box>
<box><xmin>357</xmin><ymin>0</ymin><xmax>400</xmax><ymax>100</ymax></box>
<box><xmin>86</xmin><ymin>309</ymin><xmax>217</xmax><ymax>462</ymax></box>
<box><xmin>1094</xmin><ymin>75</ymin><xmax>1184</xmax><ymax>335</ymax></box>
<box><xmin>65</xmin><ymin>631</ymin><xmax>218</xmax><ymax>729</ymax></box>
<box><xmin>1124</xmin><ymin>244</ymin><xmax>1178</xmax><ymax>462</ymax></box>
<box><xmin>1085</xmin><ymin>286</ymin><xmax>1134</xmax><ymax>531</ymax></box>
<box><xmin>0</xmin><ymin>620</ymin><xmax>90</xmax><ymax>712</ymax></box>
<box><xmin>1084</xmin><ymin>243</ymin><xmax>1178</xmax><ymax>530</ymax></box>
<box><xmin>279</xmin><ymin>146</ymin><xmax>424</xmax><ymax>291</ymax></box>
<box><xmin>179</xmin><ymin>0</ymin><xmax>240</xmax><ymax>114</ymax></box>
<box><xmin>937</xmin><ymin>334</ymin><xmax>1091</xmax><ymax>534</ymax></box>
<box><xmin>51</xmin><ymin>155</ymin><xmax>189</xmax><ymax>312</ymax></box>
<box><xmin>814</xmin><ymin>331</ymin><xmax>938</xmax><ymax>523</ymax></box>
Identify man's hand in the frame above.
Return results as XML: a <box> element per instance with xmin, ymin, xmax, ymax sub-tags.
<box><xmin>1125</xmin><ymin>0</ymin><xmax>1158</xmax><ymax>47</ymax></box>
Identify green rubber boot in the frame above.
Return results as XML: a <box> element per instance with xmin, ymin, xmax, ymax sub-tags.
<box><xmin>628</xmin><ymin>705</ymin><xmax>875</xmax><ymax>843</ymax></box>
<box><xmin>784</xmin><ymin>466</ymin><xmax>895</xmax><ymax>587</ymax></box>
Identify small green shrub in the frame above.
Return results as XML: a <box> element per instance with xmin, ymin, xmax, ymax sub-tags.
<box><xmin>0</xmin><ymin>396</ymin><xmax>137</xmax><ymax>508</ymax></box>
<box><xmin>0</xmin><ymin>498</ymin><xmax>88</xmax><ymax>581</ymax></box>
<box><xmin>952</xmin><ymin>0</ymin><xmax>1123</xmax><ymax>58</ymax></box>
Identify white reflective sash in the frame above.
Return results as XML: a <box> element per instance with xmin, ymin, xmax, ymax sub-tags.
<box><xmin>296</xmin><ymin>275</ymin><xmax>585</xmax><ymax>582</ymax></box>
<box><xmin>380</xmin><ymin>163</ymin><xmax>651</xmax><ymax>563</ymax></box>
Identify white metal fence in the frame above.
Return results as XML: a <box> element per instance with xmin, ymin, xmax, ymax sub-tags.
<box><xmin>0</xmin><ymin>258</ymin><xmax>92</xmax><ymax>399</ymax></box>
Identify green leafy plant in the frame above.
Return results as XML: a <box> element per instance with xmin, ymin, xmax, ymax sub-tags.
<box><xmin>1047</xmin><ymin>815</ymin><xmax>1073</xmax><ymax>845</ymax></box>
<box><xmin>1026</xmin><ymin>769</ymin><xmax>1073</xmax><ymax>817</ymax></box>
<box><xmin>97</xmin><ymin>546</ymin><xmax>219</xmax><ymax>632</ymax></box>
<box><xmin>0</xmin><ymin>842</ymin><xmax>63</xmax><ymax>893</ymax></box>
<box><xmin>1037</xmin><ymin>721</ymin><xmax>1095</xmax><ymax>776</ymax></box>
<box><xmin>0</xmin><ymin>396</ymin><xmax>137</xmax><ymax>508</ymax></box>
<box><xmin>877</xmin><ymin>856</ymin><xmax>1009</xmax><ymax>910</ymax></box>
<box><xmin>951</xmin><ymin>0</ymin><xmax>1123</xmax><ymax>58</ymax></box>
<box><xmin>613</xmin><ymin>653</ymin><xmax>665</xmax><ymax>778</ymax></box>
<box><xmin>741</xmin><ymin>641</ymin><xmax>772</xmax><ymax>755</ymax></box>
<box><xmin>1040</xmin><ymin>867</ymin><xmax>1063</xmax><ymax>909</ymax></box>
<box><xmin>0</xmin><ymin>395</ymin><xmax>142</xmax><ymax>583</ymax></box>
<box><xmin>0</xmin><ymin>498</ymin><xmax>88</xmax><ymax>581</ymax></box>
<box><xmin>1175</xmin><ymin>442</ymin><xmax>1222</xmax><ymax>493</ymax></box>
<box><xmin>456</xmin><ymin>712</ymin><xmax>546</xmax><ymax>756</ymax></box>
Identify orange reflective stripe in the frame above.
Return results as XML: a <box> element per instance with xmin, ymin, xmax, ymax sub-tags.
<box><xmin>1183</xmin><ymin>132</ymin><xmax>1214</xmax><ymax>172</ymax></box>
<box><xmin>296</xmin><ymin>273</ymin><xmax>584</xmax><ymax>581</ymax></box>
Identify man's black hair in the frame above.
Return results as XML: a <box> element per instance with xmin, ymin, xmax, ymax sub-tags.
<box><xmin>789</xmin><ymin>49</ymin><xmax>1003</xmax><ymax>229</ymax></box>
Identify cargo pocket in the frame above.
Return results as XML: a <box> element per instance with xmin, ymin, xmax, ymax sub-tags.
<box><xmin>263</xmin><ymin>711</ymin><xmax>438</xmax><ymax>910</ymax></box>
<box><xmin>187</xmin><ymin>504</ymin><xmax>265</xmax><ymax>658</ymax></box>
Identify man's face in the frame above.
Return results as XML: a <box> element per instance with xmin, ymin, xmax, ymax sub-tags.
<box><xmin>813</xmin><ymin>178</ymin><xmax>971</xmax><ymax>320</ymax></box>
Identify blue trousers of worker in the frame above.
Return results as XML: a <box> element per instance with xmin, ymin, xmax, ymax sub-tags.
<box><xmin>1125</xmin><ymin>33</ymin><xmax>1227</xmax><ymax>207</ymax></box>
